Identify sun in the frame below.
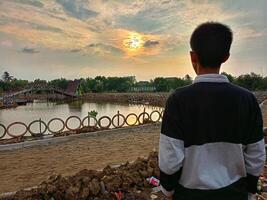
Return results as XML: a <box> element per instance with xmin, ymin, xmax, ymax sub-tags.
<box><xmin>129</xmin><ymin>37</ymin><xmax>140</xmax><ymax>49</ymax></box>
<box><xmin>123</xmin><ymin>32</ymin><xmax>143</xmax><ymax>52</ymax></box>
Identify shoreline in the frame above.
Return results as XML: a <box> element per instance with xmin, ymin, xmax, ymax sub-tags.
<box><xmin>82</xmin><ymin>92</ymin><xmax>169</xmax><ymax>107</ymax></box>
<box><xmin>1</xmin><ymin>91</ymin><xmax>267</xmax><ymax>110</ymax></box>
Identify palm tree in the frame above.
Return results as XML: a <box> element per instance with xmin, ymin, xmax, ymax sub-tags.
<box><xmin>2</xmin><ymin>71</ymin><xmax>13</xmax><ymax>82</ymax></box>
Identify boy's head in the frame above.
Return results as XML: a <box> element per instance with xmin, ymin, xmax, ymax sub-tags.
<box><xmin>190</xmin><ymin>22</ymin><xmax>233</xmax><ymax>74</ymax></box>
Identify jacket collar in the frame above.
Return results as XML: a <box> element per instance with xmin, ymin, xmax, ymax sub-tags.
<box><xmin>193</xmin><ymin>74</ymin><xmax>229</xmax><ymax>84</ymax></box>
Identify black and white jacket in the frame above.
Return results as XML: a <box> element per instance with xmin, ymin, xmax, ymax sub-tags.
<box><xmin>159</xmin><ymin>74</ymin><xmax>266</xmax><ymax>200</ymax></box>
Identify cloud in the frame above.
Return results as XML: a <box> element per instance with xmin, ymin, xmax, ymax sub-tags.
<box><xmin>0</xmin><ymin>0</ymin><xmax>246</xmax><ymax>55</ymax></box>
<box><xmin>161</xmin><ymin>0</ymin><xmax>171</xmax><ymax>4</ymax></box>
<box><xmin>69</xmin><ymin>48</ymin><xmax>81</xmax><ymax>53</ymax></box>
<box><xmin>21</xmin><ymin>48</ymin><xmax>39</xmax><ymax>54</ymax></box>
<box><xmin>0</xmin><ymin>1</ymin><xmax>98</xmax><ymax>50</ymax></box>
<box><xmin>12</xmin><ymin>0</ymin><xmax>44</xmax><ymax>8</ymax></box>
<box><xmin>143</xmin><ymin>40</ymin><xmax>159</xmax><ymax>48</ymax></box>
<box><xmin>32</xmin><ymin>24</ymin><xmax>62</xmax><ymax>33</ymax></box>
<box><xmin>55</xmin><ymin>0</ymin><xmax>99</xmax><ymax>20</ymax></box>
<box><xmin>0</xmin><ymin>40</ymin><xmax>13</xmax><ymax>47</ymax></box>
<box><xmin>87</xmin><ymin>43</ymin><xmax>124</xmax><ymax>56</ymax></box>
<box><xmin>0</xmin><ymin>0</ymin><xmax>266</xmax><ymax>81</ymax></box>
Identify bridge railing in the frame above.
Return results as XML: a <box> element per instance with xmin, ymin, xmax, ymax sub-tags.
<box><xmin>1</xmin><ymin>85</ymin><xmax>78</xmax><ymax>100</ymax></box>
<box><xmin>0</xmin><ymin>108</ymin><xmax>163</xmax><ymax>142</ymax></box>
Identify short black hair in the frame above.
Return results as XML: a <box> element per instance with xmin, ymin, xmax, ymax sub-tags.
<box><xmin>190</xmin><ymin>22</ymin><xmax>233</xmax><ymax>68</ymax></box>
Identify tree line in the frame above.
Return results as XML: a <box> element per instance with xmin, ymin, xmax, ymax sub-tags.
<box><xmin>1</xmin><ymin>71</ymin><xmax>267</xmax><ymax>94</ymax></box>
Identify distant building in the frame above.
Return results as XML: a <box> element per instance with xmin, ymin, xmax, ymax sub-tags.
<box><xmin>130</xmin><ymin>81</ymin><xmax>156</xmax><ymax>92</ymax></box>
<box><xmin>165</xmin><ymin>77</ymin><xmax>178</xmax><ymax>81</ymax></box>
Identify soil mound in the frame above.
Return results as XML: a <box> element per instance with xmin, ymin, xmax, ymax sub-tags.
<box><xmin>6</xmin><ymin>152</ymin><xmax>163</xmax><ymax>200</ymax></box>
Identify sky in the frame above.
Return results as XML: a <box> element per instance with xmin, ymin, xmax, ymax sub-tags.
<box><xmin>0</xmin><ymin>0</ymin><xmax>266</xmax><ymax>81</ymax></box>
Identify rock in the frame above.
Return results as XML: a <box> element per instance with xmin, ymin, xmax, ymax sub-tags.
<box><xmin>147</xmin><ymin>166</ymin><xmax>154</xmax><ymax>177</ymax></box>
<box><xmin>81</xmin><ymin>176</ymin><xmax>90</xmax><ymax>185</ymax></box>
<box><xmin>139</xmin><ymin>169</ymin><xmax>149</xmax><ymax>178</ymax></box>
<box><xmin>47</xmin><ymin>183</ymin><xmax>57</xmax><ymax>194</ymax></box>
<box><xmin>89</xmin><ymin>178</ymin><xmax>101</xmax><ymax>196</ymax></box>
<box><xmin>121</xmin><ymin>175</ymin><xmax>132</xmax><ymax>190</ymax></box>
<box><xmin>262</xmin><ymin>185</ymin><xmax>267</xmax><ymax>192</ymax></box>
<box><xmin>103</xmin><ymin>175</ymin><xmax>122</xmax><ymax>192</ymax></box>
<box><xmin>153</xmin><ymin>167</ymin><xmax>160</xmax><ymax>178</ymax></box>
<box><xmin>100</xmin><ymin>181</ymin><xmax>108</xmax><ymax>194</ymax></box>
<box><xmin>151</xmin><ymin>194</ymin><xmax>158</xmax><ymax>199</ymax></box>
<box><xmin>79</xmin><ymin>187</ymin><xmax>90</xmax><ymax>200</ymax></box>
<box><xmin>103</xmin><ymin>165</ymin><xmax>114</xmax><ymax>175</ymax></box>
<box><xmin>75</xmin><ymin>169</ymin><xmax>98</xmax><ymax>180</ymax></box>
<box><xmin>65</xmin><ymin>185</ymin><xmax>80</xmax><ymax>200</ymax></box>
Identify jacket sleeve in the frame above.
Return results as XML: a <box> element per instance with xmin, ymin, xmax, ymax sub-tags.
<box><xmin>243</xmin><ymin>95</ymin><xmax>266</xmax><ymax>194</ymax></box>
<box><xmin>159</xmin><ymin>95</ymin><xmax>184</xmax><ymax>197</ymax></box>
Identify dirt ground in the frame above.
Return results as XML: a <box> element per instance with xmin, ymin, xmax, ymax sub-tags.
<box><xmin>261</xmin><ymin>100</ymin><xmax>267</xmax><ymax>127</ymax></box>
<box><xmin>0</xmin><ymin>124</ymin><xmax>161</xmax><ymax>194</ymax></box>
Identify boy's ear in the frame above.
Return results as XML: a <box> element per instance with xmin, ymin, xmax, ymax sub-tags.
<box><xmin>190</xmin><ymin>51</ymin><xmax>197</xmax><ymax>63</ymax></box>
<box><xmin>221</xmin><ymin>53</ymin><xmax>230</xmax><ymax>63</ymax></box>
<box><xmin>190</xmin><ymin>51</ymin><xmax>198</xmax><ymax>74</ymax></box>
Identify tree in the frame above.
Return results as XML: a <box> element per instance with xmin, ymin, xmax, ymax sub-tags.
<box><xmin>49</xmin><ymin>78</ymin><xmax>69</xmax><ymax>90</ymax></box>
<box><xmin>2</xmin><ymin>71</ymin><xmax>13</xmax><ymax>82</ymax></box>
<box><xmin>235</xmin><ymin>73</ymin><xmax>263</xmax><ymax>91</ymax></box>
<box><xmin>184</xmin><ymin>74</ymin><xmax>193</xmax><ymax>84</ymax></box>
<box><xmin>94</xmin><ymin>81</ymin><xmax>104</xmax><ymax>93</ymax></box>
<box><xmin>153</xmin><ymin>77</ymin><xmax>169</xmax><ymax>92</ymax></box>
<box><xmin>221</xmin><ymin>72</ymin><xmax>235</xmax><ymax>82</ymax></box>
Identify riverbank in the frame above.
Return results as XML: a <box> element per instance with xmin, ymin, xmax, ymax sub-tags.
<box><xmin>82</xmin><ymin>92</ymin><xmax>168</xmax><ymax>107</ymax></box>
<box><xmin>1</xmin><ymin>91</ymin><xmax>267</xmax><ymax>110</ymax></box>
<box><xmin>0</xmin><ymin>123</ymin><xmax>160</xmax><ymax>194</ymax></box>
<box><xmin>82</xmin><ymin>91</ymin><xmax>267</xmax><ymax>107</ymax></box>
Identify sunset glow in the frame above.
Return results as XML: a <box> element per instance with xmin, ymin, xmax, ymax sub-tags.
<box><xmin>122</xmin><ymin>32</ymin><xmax>144</xmax><ymax>56</ymax></box>
<box><xmin>0</xmin><ymin>0</ymin><xmax>266</xmax><ymax>80</ymax></box>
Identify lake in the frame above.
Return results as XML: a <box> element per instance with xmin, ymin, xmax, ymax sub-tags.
<box><xmin>0</xmin><ymin>100</ymin><xmax>162</xmax><ymax>138</ymax></box>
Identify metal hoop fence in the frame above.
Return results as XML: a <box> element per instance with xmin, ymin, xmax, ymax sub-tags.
<box><xmin>0</xmin><ymin>108</ymin><xmax>163</xmax><ymax>141</ymax></box>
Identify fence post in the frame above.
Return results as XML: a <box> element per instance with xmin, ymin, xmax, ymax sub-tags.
<box><xmin>117</xmin><ymin>110</ymin><xmax>120</xmax><ymax>127</ymax></box>
<box><xmin>143</xmin><ymin>107</ymin><xmax>146</xmax><ymax>123</ymax></box>
<box><xmin>39</xmin><ymin>118</ymin><xmax>42</xmax><ymax>135</ymax></box>
<box><xmin>88</xmin><ymin>112</ymin><xmax>90</xmax><ymax>127</ymax></box>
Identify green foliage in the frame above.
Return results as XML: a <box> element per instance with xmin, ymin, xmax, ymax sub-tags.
<box><xmin>49</xmin><ymin>78</ymin><xmax>69</xmax><ymax>90</ymax></box>
<box><xmin>88</xmin><ymin>110</ymin><xmax>98</xmax><ymax>117</ymax></box>
<box><xmin>222</xmin><ymin>72</ymin><xmax>267</xmax><ymax>91</ymax></box>
<box><xmin>153</xmin><ymin>77</ymin><xmax>169</xmax><ymax>92</ymax></box>
<box><xmin>152</xmin><ymin>75</ymin><xmax>193</xmax><ymax>92</ymax></box>
<box><xmin>0</xmin><ymin>78</ymin><xmax>28</xmax><ymax>92</ymax></box>
<box><xmin>221</xmin><ymin>72</ymin><xmax>235</xmax><ymax>82</ymax></box>
<box><xmin>234</xmin><ymin>73</ymin><xmax>263</xmax><ymax>90</ymax></box>
<box><xmin>2</xmin><ymin>71</ymin><xmax>13</xmax><ymax>82</ymax></box>
<box><xmin>79</xmin><ymin>76</ymin><xmax>136</xmax><ymax>93</ymax></box>
<box><xmin>2</xmin><ymin>70</ymin><xmax>267</xmax><ymax>93</ymax></box>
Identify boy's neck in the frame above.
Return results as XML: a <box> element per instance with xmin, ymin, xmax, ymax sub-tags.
<box><xmin>197</xmin><ymin>66</ymin><xmax>220</xmax><ymax>75</ymax></box>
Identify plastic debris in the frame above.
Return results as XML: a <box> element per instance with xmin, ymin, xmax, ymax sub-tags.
<box><xmin>115</xmin><ymin>191</ymin><xmax>122</xmax><ymax>200</ymax></box>
<box><xmin>152</xmin><ymin>186</ymin><xmax>161</xmax><ymax>193</ymax></box>
<box><xmin>146</xmin><ymin>176</ymin><xmax>160</xmax><ymax>187</ymax></box>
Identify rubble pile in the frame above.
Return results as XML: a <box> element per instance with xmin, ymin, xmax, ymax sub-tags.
<box><xmin>5</xmin><ymin>152</ymin><xmax>165</xmax><ymax>200</ymax></box>
<box><xmin>53</xmin><ymin>126</ymin><xmax>101</xmax><ymax>137</ymax></box>
<box><xmin>3</xmin><ymin>148</ymin><xmax>267</xmax><ymax>199</ymax></box>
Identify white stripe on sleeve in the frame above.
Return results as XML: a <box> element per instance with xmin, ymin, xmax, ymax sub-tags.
<box><xmin>159</xmin><ymin>133</ymin><xmax>184</xmax><ymax>175</ymax></box>
<box><xmin>243</xmin><ymin>138</ymin><xmax>266</xmax><ymax>176</ymax></box>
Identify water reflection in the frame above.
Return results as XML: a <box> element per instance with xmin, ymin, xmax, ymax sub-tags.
<box><xmin>0</xmin><ymin>100</ymin><xmax>162</xmax><ymax>138</ymax></box>
<box><xmin>68</xmin><ymin>101</ymin><xmax>83</xmax><ymax>112</ymax></box>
